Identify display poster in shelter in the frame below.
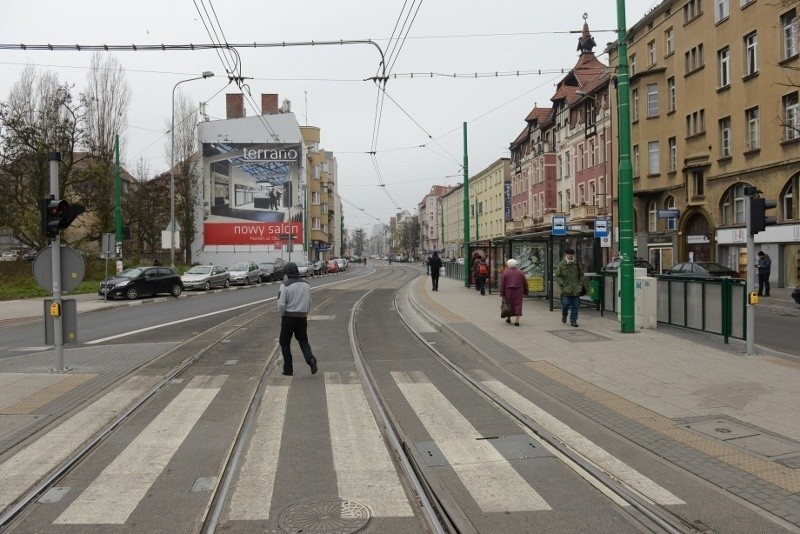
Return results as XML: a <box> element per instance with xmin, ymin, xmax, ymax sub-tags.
<box><xmin>512</xmin><ymin>243</ymin><xmax>546</xmax><ymax>293</ymax></box>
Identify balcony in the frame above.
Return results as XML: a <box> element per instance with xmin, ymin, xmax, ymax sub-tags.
<box><xmin>570</xmin><ymin>204</ymin><xmax>598</xmax><ymax>220</ymax></box>
<box><xmin>505</xmin><ymin>219</ymin><xmax>524</xmax><ymax>233</ymax></box>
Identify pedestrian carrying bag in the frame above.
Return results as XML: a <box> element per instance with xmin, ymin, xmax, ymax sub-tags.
<box><xmin>500</xmin><ymin>298</ymin><xmax>511</xmax><ymax>318</ymax></box>
<box><xmin>579</xmin><ymin>283</ymin><xmax>588</xmax><ymax>297</ymax></box>
<box><xmin>478</xmin><ymin>263</ymin><xmax>488</xmax><ymax>276</ymax></box>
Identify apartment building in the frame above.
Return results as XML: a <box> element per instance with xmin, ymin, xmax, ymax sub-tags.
<box><xmin>300</xmin><ymin>126</ymin><xmax>338</xmax><ymax>262</ymax></box>
<box><xmin>469</xmin><ymin>158</ymin><xmax>511</xmax><ymax>241</ymax></box>
<box><xmin>419</xmin><ymin>185</ymin><xmax>455</xmax><ymax>254</ymax></box>
<box><xmin>609</xmin><ymin>0</ymin><xmax>800</xmax><ymax>283</ymax></box>
<box><xmin>441</xmin><ymin>184</ymin><xmax>464</xmax><ymax>260</ymax></box>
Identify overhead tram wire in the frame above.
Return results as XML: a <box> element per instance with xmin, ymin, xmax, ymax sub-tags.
<box><xmin>384</xmin><ymin>0</ymin><xmax>424</xmax><ymax>76</ymax></box>
<box><xmin>192</xmin><ymin>0</ymin><xmax>237</xmax><ymax>78</ymax></box>
<box><xmin>206</xmin><ymin>0</ymin><xmax>240</xmax><ymax>76</ymax></box>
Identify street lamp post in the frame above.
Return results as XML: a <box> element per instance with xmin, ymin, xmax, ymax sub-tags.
<box><xmin>170</xmin><ymin>71</ymin><xmax>214</xmax><ymax>268</ymax></box>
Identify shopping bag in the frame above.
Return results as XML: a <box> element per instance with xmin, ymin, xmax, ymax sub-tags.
<box><xmin>500</xmin><ymin>298</ymin><xmax>511</xmax><ymax>318</ymax></box>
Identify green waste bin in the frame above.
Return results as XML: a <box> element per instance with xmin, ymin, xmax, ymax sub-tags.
<box><xmin>587</xmin><ymin>279</ymin><xmax>601</xmax><ymax>302</ymax></box>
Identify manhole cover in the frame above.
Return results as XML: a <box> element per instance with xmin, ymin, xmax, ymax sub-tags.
<box><xmin>546</xmin><ymin>330</ymin><xmax>610</xmax><ymax>343</ymax></box>
<box><xmin>278</xmin><ymin>499</ymin><xmax>371</xmax><ymax>534</ymax></box>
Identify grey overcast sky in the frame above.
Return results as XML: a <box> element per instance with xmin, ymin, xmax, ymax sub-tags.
<box><xmin>0</xmin><ymin>0</ymin><xmax>658</xmax><ymax>233</ymax></box>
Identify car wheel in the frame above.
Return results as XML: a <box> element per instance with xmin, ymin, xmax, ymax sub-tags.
<box><xmin>224</xmin><ymin>278</ymin><xmax>230</xmax><ymax>288</ymax></box>
<box><xmin>204</xmin><ymin>281</ymin><xmax>211</xmax><ymax>291</ymax></box>
<box><xmin>125</xmin><ymin>287</ymin><xmax>139</xmax><ymax>300</ymax></box>
<box><xmin>171</xmin><ymin>284</ymin><xmax>182</xmax><ymax>297</ymax></box>
<box><xmin>244</xmin><ymin>276</ymin><xmax>250</xmax><ymax>286</ymax></box>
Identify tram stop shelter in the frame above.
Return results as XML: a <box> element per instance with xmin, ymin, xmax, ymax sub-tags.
<box><xmin>467</xmin><ymin>228</ymin><xmax>605</xmax><ymax>311</ymax></box>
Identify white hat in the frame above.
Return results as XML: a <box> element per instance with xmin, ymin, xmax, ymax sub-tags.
<box><xmin>506</xmin><ymin>258</ymin><xmax>518</xmax><ymax>268</ymax></box>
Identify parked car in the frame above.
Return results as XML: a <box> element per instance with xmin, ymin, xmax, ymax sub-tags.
<box><xmin>313</xmin><ymin>260</ymin><xmax>327</xmax><ymax>275</ymax></box>
<box><xmin>663</xmin><ymin>261</ymin><xmax>742</xmax><ymax>279</ymax></box>
<box><xmin>602</xmin><ymin>256</ymin><xmax>658</xmax><ymax>276</ymax></box>
<box><xmin>258</xmin><ymin>261</ymin><xmax>285</xmax><ymax>283</ymax></box>
<box><xmin>791</xmin><ymin>286</ymin><xmax>800</xmax><ymax>305</ymax></box>
<box><xmin>227</xmin><ymin>261</ymin><xmax>261</xmax><ymax>285</ymax></box>
<box><xmin>296</xmin><ymin>260</ymin><xmax>314</xmax><ymax>277</ymax></box>
<box><xmin>181</xmin><ymin>265</ymin><xmax>229</xmax><ymax>291</ymax></box>
<box><xmin>99</xmin><ymin>267</ymin><xmax>183</xmax><ymax>300</ymax></box>
<box><xmin>326</xmin><ymin>259</ymin><xmax>340</xmax><ymax>273</ymax></box>
<box><xmin>335</xmin><ymin>258</ymin><xmax>348</xmax><ymax>272</ymax></box>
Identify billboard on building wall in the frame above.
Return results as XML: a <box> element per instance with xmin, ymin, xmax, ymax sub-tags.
<box><xmin>201</xmin><ymin>142</ymin><xmax>304</xmax><ymax>246</ymax></box>
<box><xmin>504</xmin><ymin>182</ymin><xmax>512</xmax><ymax>220</ymax></box>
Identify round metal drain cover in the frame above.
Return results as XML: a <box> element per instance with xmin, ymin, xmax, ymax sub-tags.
<box><xmin>278</xmin><ymin>499</ymin><xmax>371</xmax><ymax>534</ymax></box>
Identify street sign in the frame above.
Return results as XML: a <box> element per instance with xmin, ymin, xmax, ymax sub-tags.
<box><xmin>551</xmin><ymin>216</ymin><xmax>567</xmax><ymax>236</ymax></box>
<box><xmin>657</xmin><ymin>209</ymin><xmax>680</xmax><ymax>219</ymax></box>
<box><xmin>600</xmin><ymin>236</ymin><xmax>612</xmax><ymax>248</ymax></box>
<box><xmin>32</xmin><ymin>245</ymin><xmax>85</xmax><ymax>292</ymax></box>
<box><xmin>594</xmin><ymin>219</ymin><xmax>609</xmax><ymax>238</ymax></box>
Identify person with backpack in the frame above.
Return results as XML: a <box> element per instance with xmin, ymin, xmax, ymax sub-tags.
<box><xmin>474</xmin><ymin>257</ymin><xmax>489</xmax><ymax>295</ymax></box>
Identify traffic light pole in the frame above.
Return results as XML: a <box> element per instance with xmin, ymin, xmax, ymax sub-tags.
<box><xmin>48</xmin><ymin>151</ymin><xmax>65</xmax><ymax>372</ymax></box>
<box><xmin>745</xmin><ymin>196</ymin><xmax>755</xmax><ymax>355</ymax></box>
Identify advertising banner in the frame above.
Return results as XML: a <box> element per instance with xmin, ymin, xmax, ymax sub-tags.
<box><xmin>511</xmin><ymin>243</ymin><xmax>546</xmax><ymax>294</ymax></box>
<box><xmin>201</xmin><ymin>141</ymin><xmax>303</xmax><ymax>246</ymax></box>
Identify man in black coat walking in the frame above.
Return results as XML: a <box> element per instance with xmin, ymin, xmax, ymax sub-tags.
<box><xmin>428</xmin><ymin>252</ymin><xmax>443</xmax><ymax>291</ymax></box>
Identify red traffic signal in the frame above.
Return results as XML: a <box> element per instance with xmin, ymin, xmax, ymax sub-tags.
<box><xmin>40</xmin><ymin>197</ymin><xmax>85</xmax><ymax>239</ymax></box>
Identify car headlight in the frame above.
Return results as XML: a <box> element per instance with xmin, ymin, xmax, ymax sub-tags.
<box><xmin>114</xmin><ymin>280</ymin><xmax>130</xmax><ymax>288</ymax></box>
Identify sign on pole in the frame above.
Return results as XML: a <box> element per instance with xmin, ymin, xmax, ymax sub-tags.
<box><xmin>594</xmin><ymin>219</ymin><xmax>609</xmax><ymax>238</ymax></box>
<box><xmin>552</xmin><ymin>216</ymin><xmax>567</xmax><ymax>236</ymax></box>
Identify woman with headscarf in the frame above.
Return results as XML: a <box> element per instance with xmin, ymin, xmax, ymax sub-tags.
<box><xmin>500</xmin><ymin>258</ymin><xmax>529</xmax><ymax>326</ymax></box>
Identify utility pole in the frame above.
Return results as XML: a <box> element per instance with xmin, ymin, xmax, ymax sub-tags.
<box><xmin>462</xmin><ymin>122</ymin><xmax>470</xmax><ymax>287</ymax></box>
<box><xmin>745</xmin><ymin>195</ymin><xmax>756</xmax><ymax>355</ymax></box>
<box><xmin>114</xmin><ymin>135</ymin><xmax>122</xmax><ymax>258</ymax></box>
<box><xmin>616</xmin><ymin>0</ymin><xmax>636</xmax><ymax>333</ymax></box>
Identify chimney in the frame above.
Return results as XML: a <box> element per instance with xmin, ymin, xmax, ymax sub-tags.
<box><xmin>261</xmin><ymin>93</ymin><xmax>279</xmax><ymax>115</ymax></box>
<box><xmin>226</xmin><ymin>93</ymin><xmax>245</xmax><ymax>119</ymax></box>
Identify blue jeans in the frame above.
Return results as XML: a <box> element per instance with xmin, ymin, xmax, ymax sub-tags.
<box><xmin>561</xmin><ymin>295</ymin><xmax>580</xmax><ymax>324</ymax></box>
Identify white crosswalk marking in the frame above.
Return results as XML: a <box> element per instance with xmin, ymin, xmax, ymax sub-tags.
<box><xmin>54</xmin><ymin>375</ymin><xmax>226</xmax><ymax>525</ymax></box>
<box><xmin>477</xmin><ymin>373</ymin><xmax>684</xmax><ymax>506</ymax></box>
<box><xmin>392</xmin><ymin>371</ymin><xmax>551</xmax><ymax>512</ymax></box>
<box><xmin>0</xmin><ymin>376</ymin><xmax>158</xmax><ymax>511</ymax></box>
<box><xmin>227</xmin><ymin>383</ymin><xmax>290</xmax><ymax>520</ymax></box>
<box><xmin>325</xmin><ymin>371</ymin><xmax>413</xmax><ymax>517</ymax></box>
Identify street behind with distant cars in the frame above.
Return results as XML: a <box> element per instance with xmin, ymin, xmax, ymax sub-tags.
<box><xmin>99</xmin><ymin>266</ymin><xmax>183</xmax><ymax>300</ymax></box>
<box><xmin>180</xmin><ymin>265</ymin><xmax>229</xmax><ymax>291</ymax></box>
<box><xmin>662</xmin><ymin>261</ymin><xmax>741</xmax><ymax>279</ymax></box>
<box><xmin>602</xmin><ymin>256</ymin><xmax>657</xmax><ymax>276</ymax></box>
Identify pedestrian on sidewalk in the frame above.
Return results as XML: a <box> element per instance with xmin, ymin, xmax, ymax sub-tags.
<box><xmin>277</xmin><ymin>262</ymin><xmax>318</xmax><ymax>376</ymax></box>
<box><xmin>756</xmin><ymin>251</ymin><xmax>771</xmax><ymax>297</ymax></box>
<box><xmin>428</xmin><ymin>252</ymin><xmax>443</xmax><ymax>291</ymax></box>
<box><xmin>500</xmin><ymin>258</ymin><xmax>528</xmax><ymax>326</ymax></box>
<box><xmin>554</xmin><ymin>248</ymin><xmax>585</xmax><ymax>327</ymax></box>
<box><xmin>474</xmin><ymin>255</ymin><xmax>489</xmax><ymax>295</ymax></box>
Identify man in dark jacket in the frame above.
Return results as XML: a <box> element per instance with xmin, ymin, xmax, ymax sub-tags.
<box><xmin>756</xmin><ymin>251</ymin><xmax>771</xmax><ymax>297</ymax></box>
<box><xmin>428</xmin><ymin>252</ymin><xmax>443</xmax><ymax>291</ymax></box>
<box><xmin>277</xmin><ymin>262</ymin><xmax>318</xmax><ymax>376</ymax></box>
<box><xmin>554</xmin><ymin>248</ymin><xmax>586</xmax><ymax>327</ymax></box>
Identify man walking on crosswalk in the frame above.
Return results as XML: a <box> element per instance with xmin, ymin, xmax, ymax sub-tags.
<box><xmin>277</xmin><ymin>262</ymin><xmax>319</xmax><ymax>376</ymax></box>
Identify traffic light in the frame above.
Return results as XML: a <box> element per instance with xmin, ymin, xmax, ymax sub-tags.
<box><xmin>40</xmin><ymin>197</ymin><xmax>85</xmax><ymax>239</ymax></box>
<box><xmin>749</xmin><ymin>197</ymin><xmax>777</xmax><ymax>235</ymax></box>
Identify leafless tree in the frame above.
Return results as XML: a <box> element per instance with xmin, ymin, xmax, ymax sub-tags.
<box><xmin>166</xmin><ymin>89</ymin><xmax>202</xmax><ymax>265</ymax></box>
<box><xmin>126</xmin><ymin>157</ymin><xmax>168</xmax><ymax>260</ymax></box>
<box><xmin>0</xmin><ymin>65</ymin><xmax>83</xmax><ymax>250</ymax></box>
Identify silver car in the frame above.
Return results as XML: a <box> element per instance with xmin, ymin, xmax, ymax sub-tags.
<box><xmin>296</xmin><ymin>260</ymin><xmax>314</xmax><ymax>277</ymax></box>
<box><xmin>227</xmin><ymin>261</ymin><xmax>261</xmax><ymax>285</ymax></box>
<box><xmin>181</xmin><ymin>265</ymin><xmax>229</xmax><ymax>291</ymax></box>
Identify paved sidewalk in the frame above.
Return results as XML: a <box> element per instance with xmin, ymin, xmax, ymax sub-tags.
<box><xmin>409</xmin><ymin>275</ymin><xmax>800</xmax><ymax>528</ymax></box>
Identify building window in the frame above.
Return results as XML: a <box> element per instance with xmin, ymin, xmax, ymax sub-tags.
<box><xmin>589</xmin><ymin>139</ymin><xmax>596</xmax><ymax>167</ymax></box>
<box><xmin>741</xmin><ymin>0</ymin><xmax>755</xmax><ymax>6</ymax></box>
<box><xmin>783</xmin><ymin>9</ymin><xmax>799</xmax><ymax>59</ymax></box>
<box><xmin>686</xmin><ymin>109</ymin><xmax>706</xmax><ymax>136</ymax></box>
<box><xmin>565</xmin><ymin>151</ymin><xmax>571</xmax><ymax>176</ymax></box>
<box><xmin>312</xmin><ymin>217</ymin><xmax>321</xmax><ymax>231</ymax></box>
<box><xmin>668</xmin><ymin>137</ymin><xmax>677</xmax><ymax>171</ymax></box>
<box><xmin>632</xmin><ymin>88</ymin><xmax>640</xmax><ymax>122</ymax></box>
<box><xmin>722</xmin><ymin>183</ymin><xmax>747</xmax><ymax>224</ymax></box>
<box><xmin>630</xmin><ymin>53</ymin><xmax>637</xmax><ymax>76</ymax></box>
<box><xmin>311</xmin><ymin>191</ymin><xmax>320</xmax><ymax>204</ymax></box>
<box><xmin>665</xmin><ymin>27</ymin><xmax>675</xmax><ymax>55</ymax></box>
<box><xmin>665</xmin><ymin>196</ymin><xmax>677</xmax><ymax>230</ymax></box>
<box><xmin>692</xmin><ymin>171</ymin><xmax>705</xmax><ymax>197</ymax></box>
<box><xmin>648</xmin><ymin>141</ymin><xmax>661</xmax><ymax>174</ymax></box>
<box><xmin>557</xmin><ymin>156</ymin><xmax>563</xmax><ymax>180</ymax></box>
<box><xmin>633</xmin><ymin>145</ymin><xmax>640</xmax><ymax>177</ymax></box>
<box><xmin>648</xmin><ymin>40</ymin><xmax>657</xmax><ymax>65</ymax></box>
<box><xmin>784</xmin><ymin>92</ymin><xmax>799</xmax><ymax>141</ymax></box>
<box><xmin>647</xmin><ymin>83</ymin><xmax>659</xmax><ymax>117</ymax></box>
<box><xmin>648</xmin><ymin>201</ymin><xmax>658</xmax><ymax>231</ymax></box>
<box><xmin>685</xmin><ymin>44</ymin><xmax>705</xmax><ymax>74</ymax></box>
<box><xmin>719</xmin><ymin>117</ymin><xmax>732</xmax><ymax>157</ymax></box>
<box><xmin>684</xmin><ymin>0</ymin><xmax>702</xmax><ymax>24</ymax></box>
<box><xmin>715</xmin><ymin>0</ymin><xmax>729</xmax><ymax>22</ymax></box>
<box><xmin>745</xmin><ymin>107</ymin><xmax>760</xmax><ymax>150</ymax></box>
<box><xmin>718</xmin><ymin>47</ymin><xmax>730</xmax><ymax>88</ymax></box>
<box><xmin>667</xmin><ymin>77</ymin><xmax>676</xmax><ymax>112</ymax></box>
<box><xmin>589</xmin><ymin>181</ymin><xmax>596</xmax><ymax>205</ymax></box>
<box><xmin>744</xmin><ymin>32</ymin><xmax>758</xmax><ymax>76</ymax></box>
<box><xmin>579</xmin><ymin>145</ymin><xmax>585</xmax><ymax>171</ymax></box>
<box><xmin>579</xmin><ymin>184</ymin><xmax>586</xmax><ymax>204</ymax></box>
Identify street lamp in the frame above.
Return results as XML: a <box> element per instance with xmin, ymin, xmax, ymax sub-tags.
<box><xmin>170</xmin><ymin>71</ymin><xmax>214</xmax><ymax>268</ymax></box>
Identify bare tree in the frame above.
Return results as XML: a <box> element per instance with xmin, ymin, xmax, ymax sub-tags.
<box><xmin>75</xmin><ymin>53</ymin><xmax>131</xmax><ymax>249</ymax></box>
<box><xmin>0</xmin><ymin>65</ymin><xmax>83</xmax><ymax>250</ymax></box>
<box><xmin>126</xmin><ymin>157</ymin><xmax>168</xmax><ymax>260</ymax></box>
<box><xmin>166</xmin><ymin>89</ymin><xmax>202</xmax><ymax>265</ymax></box>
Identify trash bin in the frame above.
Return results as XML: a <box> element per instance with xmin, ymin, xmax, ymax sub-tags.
<box><xmin>587</xmin><ymin>279</ymin><xmax>601</xmax><ymax>302</ymax></box>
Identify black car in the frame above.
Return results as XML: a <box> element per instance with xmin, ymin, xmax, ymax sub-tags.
<box><xmin>602</xmin><ymin>256</ymin><xmax>658</xmax><ymax>276</ymax></box>
<box><xmin>663</xmin><ymin>261</ymin><xmax>742</xmax><ymax>279</ymax></box>
<box><xmin>257</xmin><ymin>261</ymin><xmax>285</xmax><ymax>283</ymax></box>
<box><xmin>99</xmin><ymin>267</ymin><xmax>184</xmax><ymax>300</ymax></box>
<box><xmin>791</xmin><ymin>286</ymin><xmax>800</xmax><ymax>305</ymax></box>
